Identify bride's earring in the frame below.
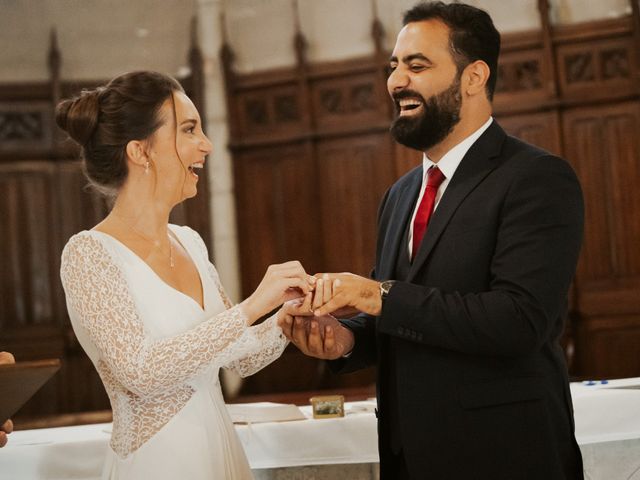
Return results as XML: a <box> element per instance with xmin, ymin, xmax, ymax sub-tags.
<box><xmin>144</xmin><ymin>161</ymin><xmax>150</xmax><ymax>175</ymax></box>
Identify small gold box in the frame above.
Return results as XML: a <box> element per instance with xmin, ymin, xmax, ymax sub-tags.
<box><xmin>310</xmin><ymin>395</ymin><xmax>345</xmax><ymax>419</ymax></box>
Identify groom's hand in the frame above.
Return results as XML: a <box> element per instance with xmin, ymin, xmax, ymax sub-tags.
<box><xmin>313</xmin><ymin>273</ymin><xmax>381</xmax><ymax>317</ymax></box>
<box><xmin>278</xmin><ymin>309</ymin><xmax>354</xmax><ymax>360</ymax></box>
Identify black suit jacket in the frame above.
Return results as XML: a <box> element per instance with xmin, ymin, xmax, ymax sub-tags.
<box><xmin>333</xmin><ymin>121</ymin><xmax>585</xmax><ymax>479</ymax></box>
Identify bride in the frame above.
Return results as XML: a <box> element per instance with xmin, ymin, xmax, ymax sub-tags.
<box><xmin>57</xmin><ymin>71</ymin><xmax>314</xmax><ymax>479</ymax></box>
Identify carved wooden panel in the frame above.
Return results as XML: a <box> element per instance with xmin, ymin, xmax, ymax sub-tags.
<box><xmin>493</xmin><ymin>48</ymin><xmax>548</xmax><ymax>113</ymax></box>
<box><xmin>235</xmin><ymin>85</ymin><xmax>305</xmax><ymax>142</ymax></box>
<box><xmin>233</xmin><ymin>144</ymin><xmax>320</xmax><ymax>296</ymax></box>
<box><xmin>574</xmin><ymin>315</ymin><xmax>640</xmax><ymax>378</ymax></box>
<box><xmin>311</xmin><ymin>73</ymin><xmax>387</xmax><ymax>133</ymax></box>
<box><xmin>0</xmin><ymin>163</ymin><xmax>58</xmax><ymax>332</ymax></box>
<box><xmin>0</xmin><ymin>102</ymin><xmax>53</xmax><ymax>152</ymax></box>
<box><xmin>315</xmin><ymin>134</ymin><xmax>395</xmax><ymax>276</ymax></box>
<box><xmin>497</xmin><ymin>111</ymin><xmax>562</xmax><ymax>155</ymax></box>
<box><xmin>563</xmin><ymin>102</ymin><xmax>640</xmax><ymax>288</ymax></box>
<box><xmin>496</xmin><ymin>50</ymin><xmax>545</xmax><ymax>94</ymax></box>
<box><xmin>557</xmin><ymin>37</ymin><xmax>635</xmax><ymax>99</ymax></box>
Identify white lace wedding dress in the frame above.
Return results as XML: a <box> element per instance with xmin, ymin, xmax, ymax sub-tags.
<box><xmin>60</xmin><ymin>225</ymin><xmax>288</xmax><ymax>480</ymax></box>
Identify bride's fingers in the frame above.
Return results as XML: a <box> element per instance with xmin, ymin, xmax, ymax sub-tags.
<box><xmin>312</xmin><ymin>279</ymin><xmax>324</xmax><ymax>311</ymax></box>
<box><xmin>300</xmin><ymin>292</ymin><xmax>313</xmax><ymax>314</ymax></box>
<box><xmin>283</xmin><ymin>278</ymin><xmax>312</xmax><ymax>296</ymax></box>
<box><xmin>322</xmin><ymin>274</ymin><xmax>332</xmax><ymax>302</ymax></box>
<box><xmin>285</xmin><ymin>293</ymin><xmax>312</xmax><ymax>316</ymax></box>
<box><xmin>271</xmin><ymin>262</ymin><xmax>312</xmax><ymax>280</ymax></box>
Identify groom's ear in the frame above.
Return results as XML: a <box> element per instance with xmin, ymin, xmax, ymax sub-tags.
<box><xmin>462</xmin><ymin>60</ymin><xmax>490</xmax><ymax>98</ymax></box>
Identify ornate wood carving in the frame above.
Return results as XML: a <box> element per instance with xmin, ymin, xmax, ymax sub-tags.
<box><xmin>601</xmin><ymin>47</ymin><xmax>630</xmax><ymax>79</ymax></box>
<box><xmin>0</xmin><ymin>103</ymin><xmax>52</xmax><ymax>150</ymax></box>
<box><xmin>565</xmin><ymin>52</ymin><xmax>595</xmax><ymax>84</ymax></box>
<box><xmin>497</xmin><ymin>59</ymin><xmax>543</xmax><ymax>93</ymax></box>
<box><xmin>274</xmin><ymin>94</ymin><xmax>300</xmax><ymax>122</ymax></box>
<box><xmin>557</xmin><ymin>37</ymin><xmax>636</xmax><ymax>99</ymax></box>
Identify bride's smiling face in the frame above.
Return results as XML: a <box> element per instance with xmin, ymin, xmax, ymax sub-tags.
<box><xmin>146</xmin><ymin>91</ymin><xmax>213</xmax><ymax>203</ymax></box>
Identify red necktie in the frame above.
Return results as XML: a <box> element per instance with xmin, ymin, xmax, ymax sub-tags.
<box><xmin>412</xmin><ymin>166</ymin><xmax>445</xmax><ymax>260</ymax></box>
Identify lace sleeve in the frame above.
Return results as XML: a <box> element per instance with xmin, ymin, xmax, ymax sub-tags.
<box><xmin>226</xmin><ymin>314</ymin><xmax>289</xmax><ymax>378</ymax></box>
<box><xmin>185</xmin><ymin>227</ymin><xmax>288</xmax><ymax>377</ymax></box>
<box><xmin>60</xmin><ymin>233</ymin><xmax>260</xmax><ymax>398</ymax></box>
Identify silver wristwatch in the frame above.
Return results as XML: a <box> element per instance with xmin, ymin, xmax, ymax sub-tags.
<box><xmin>380</xmin><ymin>280</ymin><xmax>396</xmax><ymax>301</ymax></box>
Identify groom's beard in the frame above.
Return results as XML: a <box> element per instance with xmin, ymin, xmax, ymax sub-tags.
<box><xmin>390</xmin><ymin>77</ymin><xmax>462</xmax><ymax>152</ymax></box>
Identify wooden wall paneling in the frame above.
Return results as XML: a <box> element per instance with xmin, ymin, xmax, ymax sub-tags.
<box><xmin>0</xmin><ymin>102</ymin><xmax>54</xmax><ymax>154</ymax></box>
<box><xmin>0</xmin><ymin>161</ymin><xmax>64</xmax><ymax>417</ymax></box>
<box><xmin>233</xmin><ymin>144</ymin><xmax>320</xmax><ymax>297</ymax></box>
<box><xmin>0</xmin><ymin>163</ymin><xmax>57</xmax><ymax>337</ymax></box>
<box><xmin>315</xmin><ymin>133</ymin><xmax>394</xmax><ymax>276</ymax></box>
<box><xmin>562</xmin><ymin>101</ymin><xmax>640</xmax><ymax>377</ymax></box>
<box><xmin>574</xmin><ymin>315</ymin><xmax>640</xmax><ymax>377</ymax></box>
<box><xmin>563</xmin><ymin>102</ymin><xmax>640</xmax><ymax>292</ymax></box>
<box><xmin>497</xmin><ymin>110</ymin><xmax>562</xmax><ymax>156</ymax></box>
<box><xmin>556</xmin><ymin>35</ymin><xmax>637</xmax><ymax>104</ymax></box>
<box><xmin>234</xmin><ymin>83</ymin><xmax>306</xmax><ymax>147</ymax></box>
<box><xmin>601</xmin><ymin>104</ymin><xmax>640</xmax><ymax>279</ymax></box>
<box><xmin>310</xmin><ymin>68</ymin><xmax>389</xmax><ymax>136</ymax></box>
<box><xmin>493</xmin><ymin>48</ymin><xmax>549</xmax><ymax>113</ymax></box>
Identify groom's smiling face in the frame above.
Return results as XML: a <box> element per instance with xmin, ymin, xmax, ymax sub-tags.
<box><xmin>387</xmin><ymin>19</ymin><xmax>463</xmax><ymax>152</ymax></box>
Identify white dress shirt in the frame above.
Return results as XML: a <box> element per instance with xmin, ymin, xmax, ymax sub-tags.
<box><xmin>407</xmin><ymin>117</ymin><xmax>494</xmax><ymax>259</ymax></box>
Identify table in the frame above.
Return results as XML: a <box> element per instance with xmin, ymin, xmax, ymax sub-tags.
<box><xmin>0</xmin><ymin>401</ymin><xmax>379</xmax><ymax>480</ymax></box>
<box><xmin>2</xmin><ymin>380</ymin><xmax>639</xmax><ymax>480</ymax></box>
<box><xmin>570</xmin><ymin>378</ymin><xmax>640</xmax><ymax>479</ymax></box>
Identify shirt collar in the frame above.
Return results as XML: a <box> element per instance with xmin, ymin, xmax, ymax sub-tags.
<box><xmin>422</xmin><ymin>116</ymin><xmax>494</xmax><ymax>180</ymax></box>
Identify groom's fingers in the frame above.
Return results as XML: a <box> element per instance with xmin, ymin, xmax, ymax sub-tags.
<box><xmin>324</xmin><ymin>326</ymin><xmax>336</xmax><ymax>354</ymax></box>
<box><xmin>307</xmin><ymin>321</ymin><xmax>323</xmax><ymax>356</ymax></box>
<box><xmin>292</xmin><ymin>318</ymin><xmax>310</xmax><ymax>351</ymax></box>
<box><xmin>300</xmin><ymin>292</ymin><xmax>312</xmax><ymax>313</ymax></box>
<box><xmin>312</xmin><ymin>279</ymin><xmax>324</xmax><ymax>311</ymax></box>
<box><xmin>314</xmin><ymin>293</ymin><xmax>348</xmax><ymax>317</ymax></box>
<box><xmin>322</xmin><ymin>274</ymin><xmax>332</xmax><ymax>303</ymax></box>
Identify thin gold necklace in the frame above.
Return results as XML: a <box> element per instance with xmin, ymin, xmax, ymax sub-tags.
<box><xmin>111</xmin><ymin>213</ymin><xmax>175</xmax><ymax>268</ymax></box>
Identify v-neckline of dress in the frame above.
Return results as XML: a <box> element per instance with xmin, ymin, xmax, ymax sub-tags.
<box><xmin>89</xmin><ymin>226</ymin><xmax>207</xmax><ymax>313</ymax></box>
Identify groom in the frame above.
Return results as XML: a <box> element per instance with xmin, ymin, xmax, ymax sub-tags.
<box><xmin>279</xmin><ymin>2</ymin><xmax>584</xmax><ymax>479</ymax></box>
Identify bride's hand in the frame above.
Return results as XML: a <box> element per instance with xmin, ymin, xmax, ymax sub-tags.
<box><xmin>241</xmin><ymin>261</ymin><xmax>315</xmax><ymax>324</ymax></box>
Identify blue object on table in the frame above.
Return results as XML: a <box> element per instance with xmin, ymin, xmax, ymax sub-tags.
<box><xmin>581</xmin><ymin>380</ymin><xmax>608</xmax><ymax>386</ymax></box>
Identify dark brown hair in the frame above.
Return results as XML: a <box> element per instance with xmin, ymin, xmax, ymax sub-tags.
<box><xmin>403</xmin><ymin>1</ymin><xmax>501</xmax><ymax>100</ymax></box>
<box><xmin>55</xmin><ymin>71</ymin><xmax>184</xmax><ymax>195</ymax></box>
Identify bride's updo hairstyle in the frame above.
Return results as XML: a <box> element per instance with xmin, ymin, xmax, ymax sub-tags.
<box><xmin>55</xmin><ymin>71</ymin><xmax>184</xmax><ymax>195</ymax></box>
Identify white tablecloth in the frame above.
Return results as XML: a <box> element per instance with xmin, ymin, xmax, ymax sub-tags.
<box><xmin>570</xmin><ymin>378</ymin><xmax>640</xmax><ymax>480</ymax></box>
<box><xmin>2</xmin><ymin>380</ymin><xmax>639</xmax><ymax>480</ymax></box>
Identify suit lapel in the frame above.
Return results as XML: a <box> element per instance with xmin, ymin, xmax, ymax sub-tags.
<box><xmin>378</xmin><ymin>168</ymin><xmax>422</xmax><ymax>280</ymax></box>
<box><xmin>407</xmin><ymin>122</ymin><xmax>507</xmax><ymax>281</ymax></box>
